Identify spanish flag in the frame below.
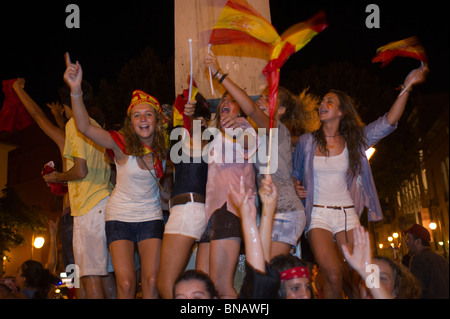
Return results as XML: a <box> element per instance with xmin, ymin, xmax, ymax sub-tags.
<box><xmin>372</xmin><ymin>36</ymin><xmax>428</xmax><ymax>68</ymax></box>
<box><xmin>173</xmin><ymin>76</ymin><xmax>198</xmax><ymax>134</ymax></box>
<box><xmin>209</xmin><ymin>0</ymin><xmax>280</xmax><ymax>59</ymax></box>
<box><xmin>209</xmin><ymin>1</ymin><xmax>327</xmax><ymax>127</ymax></box>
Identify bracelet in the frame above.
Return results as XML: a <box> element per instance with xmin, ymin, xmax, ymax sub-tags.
<box><xmin>219</xmin><ymin>73</ymin><xmax>229</xmax><ymax>84</ymax></box>
<box><xmin>214</xmin><ymin>70</ymin><xmax>224</xmax><ymax>80</ymax></box>
<box><xmin>70</xmin><ymin>91</ymin><xmax>83</xmax><ymax>98</ymax></box>
<box><xmin>213</xmin><ymin>69</ymin><xmax>221</xmax><ymax>78</ymax></box>
<box><xmin>400</xmin><ymin>84</ymin><xmax>412</xmax><ymax>92</ymax></box>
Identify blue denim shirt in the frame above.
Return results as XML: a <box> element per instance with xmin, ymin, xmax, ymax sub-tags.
<box><xmin>292</xmin><ymin>114</ymin><xmax>397</xmax><ymax>230</ymax></box>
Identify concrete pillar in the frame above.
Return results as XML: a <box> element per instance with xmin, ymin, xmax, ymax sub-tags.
<box><xmin>174</xmin><ymin>0</ymin><xmax>271</xmax><ymax>108</ymax></box>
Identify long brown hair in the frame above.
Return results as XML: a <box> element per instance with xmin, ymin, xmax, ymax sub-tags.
<box><xmin>121</xmin><ymin>109</ymin><xmax>167</xmax><ymax>161</ymax></box>
<box><xmin>312</xmin><ymin>89</ymin><xmax>367</xmax><ymax>176</ymax></box>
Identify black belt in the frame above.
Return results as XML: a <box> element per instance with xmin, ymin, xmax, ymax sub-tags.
<box><xmin>313</xmin><ymin>205</ymin><xmax>355</xmax><ymax>243</ymax></box>
<box><xmin>169</xmin><ymin>193</ymin><xmax>205</xmax><ymax>209</ymax></box>
<box><xmin>313</xmin><ymin>205</ymin><xmax>354</xmax><ymax>210</ymax></box>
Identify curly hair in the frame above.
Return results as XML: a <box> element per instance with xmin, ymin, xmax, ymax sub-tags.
<box><xmin>312</xmin><ymin>89</ymin><xmax>367</xmax><ymax>177</ymax></box>
<box><xmin>121</xmin><ymin>108</ymin><xmax>167</xmax><ymax>161</ymax></box>
<box><xmin>279</xmin><ymin>87</ymin><xmax>321</xmax><ymax>136</ymax></box>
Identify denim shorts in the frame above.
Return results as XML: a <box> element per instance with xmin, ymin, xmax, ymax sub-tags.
<box><xmin>105</xmin><ymin>219</ymin><xmax>164</xmax><ymax>247</ymax></box>
<box><xmin>271</xmin><ymin>210</ymin><xmax>306</xmax><ymax>246</ymax></box>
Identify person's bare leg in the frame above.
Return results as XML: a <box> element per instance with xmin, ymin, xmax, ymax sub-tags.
<box><xmin>81</xmin><ymin>276</ymin><xmax>105</xmax><ymax>299</ymax></box>
<box><xmin>308</xmin><ymin>228</ymin><xmax>344</xmax><ymax>299</ymax></box>
<box><xmin>157</xmin><ymin>234</ymin><xmax>195</xmax><ymax>299</ymax></box>
<box><xmin>195</xmin><ymin>242</ymin><xmax>210</xmax><ymax>274</ymax></box>
<box><xmin>138</xmin><ymin>238</ymin><xmax>161</xmax><ymax>299</ymax></box>
<box><xmin>209</xmin><ymin>237</ymin><xmax>241</xmax><ymax>299</ymax></box>
<box><xmin>102</xmin><ymin>272</ymin><xmax>117</xmax><ymax>299</ymax></box>
<box><xmin>270</xmin><ymin>241</ymin><xmax>292</xmax><ymax>260</ymax></box>
<box><xmin>110</xmin><ymin>240</ymin><xmax>136</xmax><ymax>299</ymax></box>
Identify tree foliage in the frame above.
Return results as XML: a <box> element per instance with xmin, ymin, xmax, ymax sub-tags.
<box><xmin>0</xmin><ymin>186</ymin><xmax>47</xmax><ymax>256</ymax></box>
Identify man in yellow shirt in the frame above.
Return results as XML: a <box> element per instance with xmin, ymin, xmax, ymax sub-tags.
<box><xmin>44</xmin><ymin>86</ymin><xmax>113</xmax><ymax>299</ymax></box>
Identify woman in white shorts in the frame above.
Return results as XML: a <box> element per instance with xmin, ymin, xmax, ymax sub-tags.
<box><xmin>293</xmin><ymin>66</ymin><xmax>428</xmax><ymax>298</ymax></box>
<box><xmin>156</xmin><ymin>94</ymin><xmax>211</xmax><ymax>299</ymax></box>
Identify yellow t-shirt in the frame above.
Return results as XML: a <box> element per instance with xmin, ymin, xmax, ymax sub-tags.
<box><xmin>64</xmin><ymin>118</ymin><xmax>113</xmax><ymax>216</ymax></box>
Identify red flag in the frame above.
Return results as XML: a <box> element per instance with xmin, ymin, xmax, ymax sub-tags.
<box><xmin>0</xmin><ymin>79</ymin><xmax>34</xmax><ymax>132</ymax></box>
<box><xmin>372</xmin><ymin>36</ymin><xmax>428</xmax><ymax>68</ymax></box>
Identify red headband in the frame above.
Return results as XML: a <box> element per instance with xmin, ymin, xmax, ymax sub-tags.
<box><xmin>280</xmin><ymin>266</ymin><xmax>310</xmax><ymax>281</ymax></box>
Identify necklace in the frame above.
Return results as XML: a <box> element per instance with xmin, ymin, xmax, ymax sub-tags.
<box><xmin>325</xmin><ymin>134</ymin><xmax>341</xmax><ymax>138</ymax></box>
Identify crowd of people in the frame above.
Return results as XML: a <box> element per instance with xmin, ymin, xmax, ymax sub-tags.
<box><xmin>1</xmin><ymin>49</ymin><xmax>447</xmax><ymax>300</ymax></box>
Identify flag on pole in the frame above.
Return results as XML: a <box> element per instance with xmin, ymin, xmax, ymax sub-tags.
<box><xmin>209</xmin><ymin>0</ymin><xmax>327</xmax><ymax>127</ymax></box>
<box><xmin>372</xmin><ymin>36</ymin><xmax>428</xmax><ymax>68</ymax></box>
<box><xmin>173</xmin><ymin>75</ymin><xmax>198</xmax><ymax>134</ymax></box>
<box><xmin>264</xmin><ymin>10</ymin><xmax>327</xmax><ymax>127</ymax></box>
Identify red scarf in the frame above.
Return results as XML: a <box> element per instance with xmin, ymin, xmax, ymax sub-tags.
<box><xmin>106</xmin><ymin>130</ymin><xmax>164</xmax><ymax>178</ymax></box>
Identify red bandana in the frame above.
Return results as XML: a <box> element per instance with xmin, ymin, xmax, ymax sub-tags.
<box><xmin>280</xmin><ymin>266</ymin><xmax>310</xmax><ymax>281</ymax></box>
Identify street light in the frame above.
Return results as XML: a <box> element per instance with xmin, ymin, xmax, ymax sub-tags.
<box><xmin>393</xmin><ymin>232</ymin><xmax>399</xmax><ymax>239</ymax></box>
<box><xmin>429</xmin><ymin>222</ymin><xmax>437</xmax><ymax>230</ymax></box>
<box><xmin>33</xmin><ymin>236</ymin><xmax>45</xmax><ymax>249</ymax></box>
<box><xmin>366</xmin><ymin>147</ymin><xmax>376</xmax><ymax>160</ymax></box>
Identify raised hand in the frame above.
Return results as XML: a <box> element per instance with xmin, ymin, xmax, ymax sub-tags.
<box><xmin>63</xmin><ymin>52</ymin><xmax>83</xmax><ymax>93</ymax></box>
<box><xmin>258</xmin><ymin>174</ymin><xmax>277</xmax><ymax>213</ymax></box>
<box><xmin>12</xmin><ymin>78</ymin><xmax>25</xmax><ymax>91</ymax></box>
<box><xmin>229</xmin><ymin>176</ymin><xmax>257</xmax><ymax>222</ymax></box>
<box><xmin>184</xmin><ymin>100</ymin><xmax>196</xmax><ymax>117</ymax></box>
<box><xmin>403</xmin><ymin>64</ymin><xmax>429</xmax><ymax>89</ymax></box>
<box><xmin>341</xmin><ymin>225</ymin><xmax>372</xmax><ymax>278</ymax></box>
<box><xmin>204</xmin><ymin>52</ymin><xmax>220</xmax><ymax>75</ymax></box>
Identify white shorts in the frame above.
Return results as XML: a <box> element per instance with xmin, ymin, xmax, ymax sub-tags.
<box><xmin>72</xmin><ymin>196</ymin><xmax>109</xmax><ymax>277</ymax></box>
<box><xmin>165</xmin><ymin>202</ymin><xmax>207</xmax><ymax>240</ymax></box>
<box><xmin>307</xmin><ymin>205</ymin><xmax>360</xmax><ymax>237</ymax></box>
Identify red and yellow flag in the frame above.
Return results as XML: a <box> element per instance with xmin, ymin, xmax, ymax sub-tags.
<box><xmin>372</xmin><ymin>36</ymin><xmax>428</xmax><ymax>68</ymax></box>
<box><xmin>209</xmin><ymin>0</ymin><xmax>280</xmax><ymax>58</ymax></box>
<box><xmin>209</xmin><ymin>1</ymin><xmax>327</xmax><ymax>127</ymax></box>
<box><xmin>173</xmin><ymin>75</ymin><xmax>198</xmax><ymax>134</ymax></box>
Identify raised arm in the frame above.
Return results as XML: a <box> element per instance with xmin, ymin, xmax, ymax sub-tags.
<box><xmin>12</xmin><ymin>79</ymin><xmax>65</xmax><ymax>152</ymax></box>
<box><xmin>258</xmin><ymin>174</ymin><xmax>277</xmax><ymax>263</ymax></box>
<box><xmin>204</xmin><ymin>52</ymin><xmax>271</xmax><ymax>130</ymax></box>
<box><xmin>386</xmin><ymin>65</ymin><xmax>429</xmax><ymax>125</ymax></box>
<box><xmin>63</xmin><ymin>53</ymin><xmax>118</xmax><ymax>151</ymax></box>
<box><xmin>230</xmin><ymin>176</ymin><xmax>265</xmax><ymax>273</ymax></box>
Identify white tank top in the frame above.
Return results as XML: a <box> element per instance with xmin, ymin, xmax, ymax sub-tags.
<box><xmin>106</xmin><ymin>156</ymin><xmax>162</xmax><ymax>222</ymax></box>
<box><xmin>313</xmin><ymin>146</ymin><xmax>354</xmax><ymax>206</ymax></box>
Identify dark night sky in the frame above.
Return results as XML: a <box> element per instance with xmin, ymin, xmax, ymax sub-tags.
<box><xmin>0</xmin><ymin>1</ymin><xmax>448</xmax><ymax>108</ymax></box>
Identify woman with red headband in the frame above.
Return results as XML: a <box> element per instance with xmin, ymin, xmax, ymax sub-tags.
<box><xmin>63</xmin><ymin>53</ymin><xmax>169</xmax><ymax>299</ymax></box>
